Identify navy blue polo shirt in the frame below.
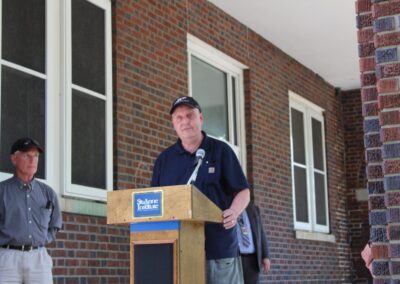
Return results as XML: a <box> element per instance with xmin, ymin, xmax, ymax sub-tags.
<box><xmin>151</xmin><ymin>132</ymin><xmax>249</xmax><ymax>259</ymax></box>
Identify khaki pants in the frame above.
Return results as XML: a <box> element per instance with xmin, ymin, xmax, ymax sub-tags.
<box><xmin>206</xmin><ymin>257</ymin><xmax>244</xmax><ymax>284</ymax></box>
<box><xmin>0</xmin><ymin>247</ymin><xmax>53</xmax><ymax>284</ymax></box>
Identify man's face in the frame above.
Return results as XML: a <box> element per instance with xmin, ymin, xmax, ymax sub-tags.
<box><xmin>11</xmin><ymin>148</ymin><xmax>39</xmax><ymax>179</ymax></box>
<box><xmin>171</xmin><ymin>105</ymin><xmax>203</xmax><ymax>141</ymax></box>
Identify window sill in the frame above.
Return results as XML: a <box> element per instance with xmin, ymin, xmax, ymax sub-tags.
<box><xmin>295</xmin><ymin>230</ymin><xmax>335</xmax><ymax>243</ymax></box>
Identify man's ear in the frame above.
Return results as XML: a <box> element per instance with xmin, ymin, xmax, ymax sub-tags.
<box><xmin>10</xmin><ymin>154</ymin><xmax>17</xmax><ymax>166</ymax></box>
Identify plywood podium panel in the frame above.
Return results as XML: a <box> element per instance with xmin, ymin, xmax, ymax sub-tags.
<box><xmin>107</xmin><ymin>185</ymin><xmax>222</xmax><ymax>284</ymax></box>
<box><xmin>107</xmin><ymin>185</ymin><xmax>222</xmax><ymax>224</ymax></box>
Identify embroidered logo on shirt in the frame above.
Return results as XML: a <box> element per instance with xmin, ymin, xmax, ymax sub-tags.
<box><xmin>208</xmin><ymin>167</ymin><xmax>215</xmax><ymax>174</ymax></box>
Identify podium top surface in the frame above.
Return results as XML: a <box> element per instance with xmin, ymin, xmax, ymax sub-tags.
<box><xmin>107</xmin><ymin>185</ymin><xmax>223</xmax><ymax>225</ymax></box>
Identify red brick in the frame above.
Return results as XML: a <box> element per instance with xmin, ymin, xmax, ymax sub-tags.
<box><xmin>374</xmin><ymin>31</ymin><xmax>400</xmax><ymax>48</ymax></box>
<box><xmin>381</xmin><ymin>127</ymin><xmax>400</xmax><ymax>142</ymax></box>
<box><xmin>377</xmin><ymin>78</ymin><xmax>400</xmax><ymax>93</ymax></box>
<box><xmin>357</xmin><ymin>28</ymin><xmax>374</xmax><ymax>43</ymax></box>
<box><xmin>360</xmin><ymin>72</ymin><xmax>377</xmax><ymax>87</ymax></box>
<box><xmin>371</xmin><ymin>244</ymin><xmax>389</xmax><ymax>259</ymax></box>
<box><xmin>372</xmin><ymin>0</ymin><xmax>400</xmax><ymax>18</ymax></box>
<box><xmin>355</xmin><ymin>0</ymin><xmax>373</xmax><ymax>13</ymax></box>
<box><xmin>377</xmin><ymin>63</ymin><xmax>400</xmax><ymax>78</ymax></box>
<box><xmin>361</xmin><ymin>87</ymin><xmax>378</xmax><ymax>102</ymax></box>
<box><xmin>367</xmin><ymin>164</ymin><xmax>384</xmax><ymax>179</ymax></box>
<box><xmin>383</xmin><ymin>159</ymin><xmax>400</xmax><ymax>175</ymax></box>
<box><xmin>385</xmin><ymin>191</ymin><xmax>400</xmax><ymax>207</ymax></box>
<box><xmin>363</xmin><ymin>101</ymin><xmax>379</xmax><ymax>116</ymax></box>
<box><xmin>379</xmin><ymin>110</ymin><xmax>400</xmax><ymax>126</ymax></box>
<box><xmin>359</xmin><ymin>57</ymin><xmax>375</xmax><ymax>72</ymax></box>
<box><xmin>378</xmin><ymin>93</ymin><xmax>400</xmax><ymax>109</ymax></box>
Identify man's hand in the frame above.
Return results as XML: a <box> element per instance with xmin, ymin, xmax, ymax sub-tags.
<box><xmin>222</xmin><ymin>208</ymin><xmax>238</xmax><ymax>229</ymax></box>
<box><xmin>262</xmin><ymin>258</ymin><xmax>271</xmax><ymax>274</ymax></box>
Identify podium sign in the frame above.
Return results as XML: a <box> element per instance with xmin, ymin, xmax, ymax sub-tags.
<box><xmin>107</xmin><ymin>185</ymin><xmax>222</xmax><ymax>284</ymax></box>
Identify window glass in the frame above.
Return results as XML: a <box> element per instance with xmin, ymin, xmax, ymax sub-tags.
<box><xmin>71</xmin><ymin>90</ymin><xmax>106</xmax><ymax>189</ymax></box>
<box><xmin>191</xmin><ymin>56</ymin><xmax>228</xmax><ymax>140</ymax></box>
<box><xmin>294</xmin><ymin>166</ymin><xmax>308</xmax><ymax>223</ymax></box>
<box><xmin>312</xmin><ymin>118</ymin><xmax>324</xmax><ymax>171</ymax></box>
<box><xmin>72</xmin><ymin>0</ymin><xmax>105</xmax><ymax>94</ymax></box>
<box><xmin>315</xmin><ymin>172</ymin><xmax>327</xmax><ymax>225</ymax></box>
<box><xmin>291</xmin><ymin>108</ymin><xmax>305</xmax><ymax>164</ymax></box>
<box><xmin>2</xmin><ymin>0</ymin><xmax>45</xmax><ymax>72</ymax></box>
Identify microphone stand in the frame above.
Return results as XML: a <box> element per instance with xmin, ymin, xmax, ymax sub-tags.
<box><xmin>187</xmin><ymin>158</ymin><xmax>204</xmax><ymax>185</ymax></box>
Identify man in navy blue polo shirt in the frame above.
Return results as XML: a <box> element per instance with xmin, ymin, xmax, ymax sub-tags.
<box><xmin>151</xmin><ymin>96</ymin><xmax>250</xmax><ymax>284</ymax></box>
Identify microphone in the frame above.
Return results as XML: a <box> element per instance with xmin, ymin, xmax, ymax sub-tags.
<box><xmin>186</xmin><ymin>149</ymin><xmax>205</xmax><ymax>185</ymax></box>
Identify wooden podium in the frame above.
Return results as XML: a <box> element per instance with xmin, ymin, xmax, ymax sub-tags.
<box><xmin>107</xmin><ymin>185</ymin><xmax>222</xmax><ymax>284</ymax></box>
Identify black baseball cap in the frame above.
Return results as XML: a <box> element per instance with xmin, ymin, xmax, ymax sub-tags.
<box><xmin>170</xmin><ymin>96</ymin><xmax>202</xmax><ymax>114</ymax></box>
<box><xmin>10</xmin><ymin>137</ymin><xmax>44</xmax><ymax>154</ymax></box>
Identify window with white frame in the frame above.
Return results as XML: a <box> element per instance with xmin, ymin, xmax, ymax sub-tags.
<box><xmin>0</xmin><ymin>0</ymin><xmax>112</xmax><ymax>202</ymax></box>
<box><xmin>289</xmin><ymin>91</ymin><xmax>329</xmax><ymax>233</ymax></box>
<box><xmin>187</xmin><ymin>34</ymin><xmax>247</xmax><ymax>166</ymax></box>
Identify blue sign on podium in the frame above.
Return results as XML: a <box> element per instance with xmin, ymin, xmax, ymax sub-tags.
<box><xmin>133</xmin><ymin>191</ymin><xmax>163</xmax><ymax>218</ymax></box>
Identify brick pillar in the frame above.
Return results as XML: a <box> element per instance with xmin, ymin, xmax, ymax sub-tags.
<box><xmin>357</xmin><ymin>0</ymin><xmax>400</xmax><ymax>282</ymax></box>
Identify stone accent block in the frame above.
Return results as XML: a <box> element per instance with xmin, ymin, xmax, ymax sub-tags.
<box><xmin>387</xmin><ymin>208</ymin><xmax>400</xmax><ymax>223</ymax></box>
<box><xmin>361</xmin><ymin>72</ymin><xmax>377</xmax><ymax>87</ymax></box>
<box><xmin>380</xmin><ymin>110</ymin><xmax>400</xmax><ymax>126</ymax></box>
<box><xmin>361</xmin><ymin>87</ymin><xmax>378</xmax><ymax>102</ymax></box>
<box><xmin>373</xmin><ymin>0</ymin><xmax>400</xmax><ymax>18</ymax></box>
<box><xmin>383</xmin><ymin>143</ymin><xmax>400</xmax><ymax>159</ymax></box>
<box><xmin>360</xmin><ymin>57</ymin><xmax>375</xmax><ymax>72</ymax></box>
<box><xmin>371</xmin><ymin>244</ymin><xmax>389</xmax><ymax>259</ymax></box>
<box><xmin>388</xmin><ymin>224</ymin><xmax>400</xmax><ymax>240</ymax></box>
<box><xmin>359</xmin><ymin>42</ymin><xmax>376</xmax><ymax>57</ymax></box>
<box><xmin>373</xmin><ymin>16</ymin><xmax>395</xmax><ymax>32</ymax></box>
<box><xmin>366</xmin><ymin>148</ymin><xmax>382</xmax><ymax>163</ymax></box>
<box><xmin>385</xmin><ymin>191</ymin><xmax>400</xmax><ymax>207</ymax></box>
<box><xmin>356</xmin><ymin>13</ymin><xmax>373</xmax><ymax>29</ymax></box>
<box><xmin>371</xmin><ymin>227</ymin><xmax>389</xmax><ymax>242</ymax></box>
<box><xmin>369</xmin><ymin>195</ymin><xmax>386</xmax><ymax>210</ymax></box>
<box><xmin>384</xmin><ymin>176</ymin><xmax>400</xmax><ymax>190</ymax></box>
<box><xmin>369</xmin><ymin>180</ymin><xmax>385</xmax><ymax>194</ymax></box>
<box><xmin>390</xmin><ymin>243</ymin><xmax>400</xmax><ymax>257</ymax></box>
<box><xmin>367</xmin><ymin>164</ymin><xmax>383</xmax><ymax>179</ymax></box>
<box><xmin>377</xmin><ymin>78</ymin><xmax>400</xmax><ymax>93</ymax></box>
<box><xmin>364</xmin><ymin>119</ymin><xmax>381</xmax><ymax>133</ymax></box>
<box><xmin>383</xmin><ymin>159</ymin><xmax>400</xmax><ymax>175</ymax></box>
<box><xmin>363</xmin><ymin>101</ymin><xmax>379</xmax><ymax>116</ymax></box>
<box><xmin>365</xmin><ymin>133</ymin><xmax>381</xmax><ymax>148</ymax></box>
<box><xmin>379</xmin><ymin>93</ymin><xmax>400</xmax><ymax>109</ymax></box>
<box><xmin>370</xmin><ymin>210</ymin><xmax>387</xmax><ymax>225</ymax></box>
<box><xmin>375</xmin><ymin>31</ymin><xmax>400</xmax><ymax>48</ymax></box>
<box><xmin>381</xmin><ymin>127</ymin><xmax>400</xmax><ymax>142</ymax></box>
<box><xmin>376</xmin><ymin>47</ymin><xmax>398</xmax><ymax>64</ymax></box>
<box><xmin>371</xmin><ymin>260</ymin><xmax>390</xmax><ymax>276</ymax></box>
<box><xmin>356</xmin><ymin>0</ymin><xmax>372</xmax><ymax>13</ymax></box>
<box><xmin>358</xmin><ymin>28</ymin><xmax>374</xmax><ymax>44</ymax></box>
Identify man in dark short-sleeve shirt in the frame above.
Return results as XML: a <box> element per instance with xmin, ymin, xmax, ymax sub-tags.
<box><xmin>152</xmin><ymin>96</ymin><xmax>250</xmax><ymax>284</ymax></box>
<box><xmin>0</xmin><ymin>137</ymin><xmax>62</xmax><ymax>284</ymax></box>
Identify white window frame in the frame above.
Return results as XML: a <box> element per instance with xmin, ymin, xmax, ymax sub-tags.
<box><xmin>187</xmin><ymin>34</ymin><xmax>247</xmax><ymax>167</ymax></box>
<box><xmin>289</xmin><ymin>91</ymin><xmax>329</xmax><ymax>233</ymax></box>
<box><xmin>62</xmin><ymin>0</ymin><xmax>113</xmax><ymax>201</ymax></box>
<box><xmin>0</xmin><ymin>0</ymin><xmax>112</xmax><ymax>204</ymax></box>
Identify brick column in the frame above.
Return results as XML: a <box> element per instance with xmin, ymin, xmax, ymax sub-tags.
<box><xmin>357</xmin><ymin>0</ymin><xmax>400</xmax><ymax>282</ymax></box>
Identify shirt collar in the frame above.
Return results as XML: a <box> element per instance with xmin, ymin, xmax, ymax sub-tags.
<box><xmin>12</xmin><ymin>175</ymin><xmax>37</xmax><ymax>190</ymax></box>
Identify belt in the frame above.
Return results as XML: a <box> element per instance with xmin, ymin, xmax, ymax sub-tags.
<box><xmin>1</xmin><ymin>244</ymin><xmax>41</xmax><ymax>251</ymax></box>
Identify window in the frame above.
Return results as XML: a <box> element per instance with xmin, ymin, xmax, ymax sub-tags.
<box><xmin>289</xmin><ymin>91</ymin><xmax>329</xmax><ymax>233</ymax></box>
<box><xmin>187</xmin><ymin>34</ymin><xmax>247</xmax><ymax>165</ymax></box>
<box><xmin>0</xmin><ymin>0</ymin><xmax>112</xmax><ymax>202</ymax></box>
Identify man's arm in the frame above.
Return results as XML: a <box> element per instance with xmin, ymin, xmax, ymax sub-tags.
<box><xmin>222</xmin><ymin>188</ymin><xmax>250</xmax><ymax>229</ymax></box>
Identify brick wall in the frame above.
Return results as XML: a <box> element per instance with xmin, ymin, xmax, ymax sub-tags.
<box><xmin>356</xmin><ymin>0</ymin><xmax>400</xmax><ymax>282</ymax></box>
<box><xmin>50</xmin><ymin>213</ymin><xmax>130</xmax><ymax>284</ymax></box>
<box><xmin>342</xmin><ymin>89</ymin><xmax>371</xmax><ymax>282</ymax></box>
<box><xmin>53</xmin><ymin>0</ymin><xmax>355</xmax><ymax>282</ymax></box>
